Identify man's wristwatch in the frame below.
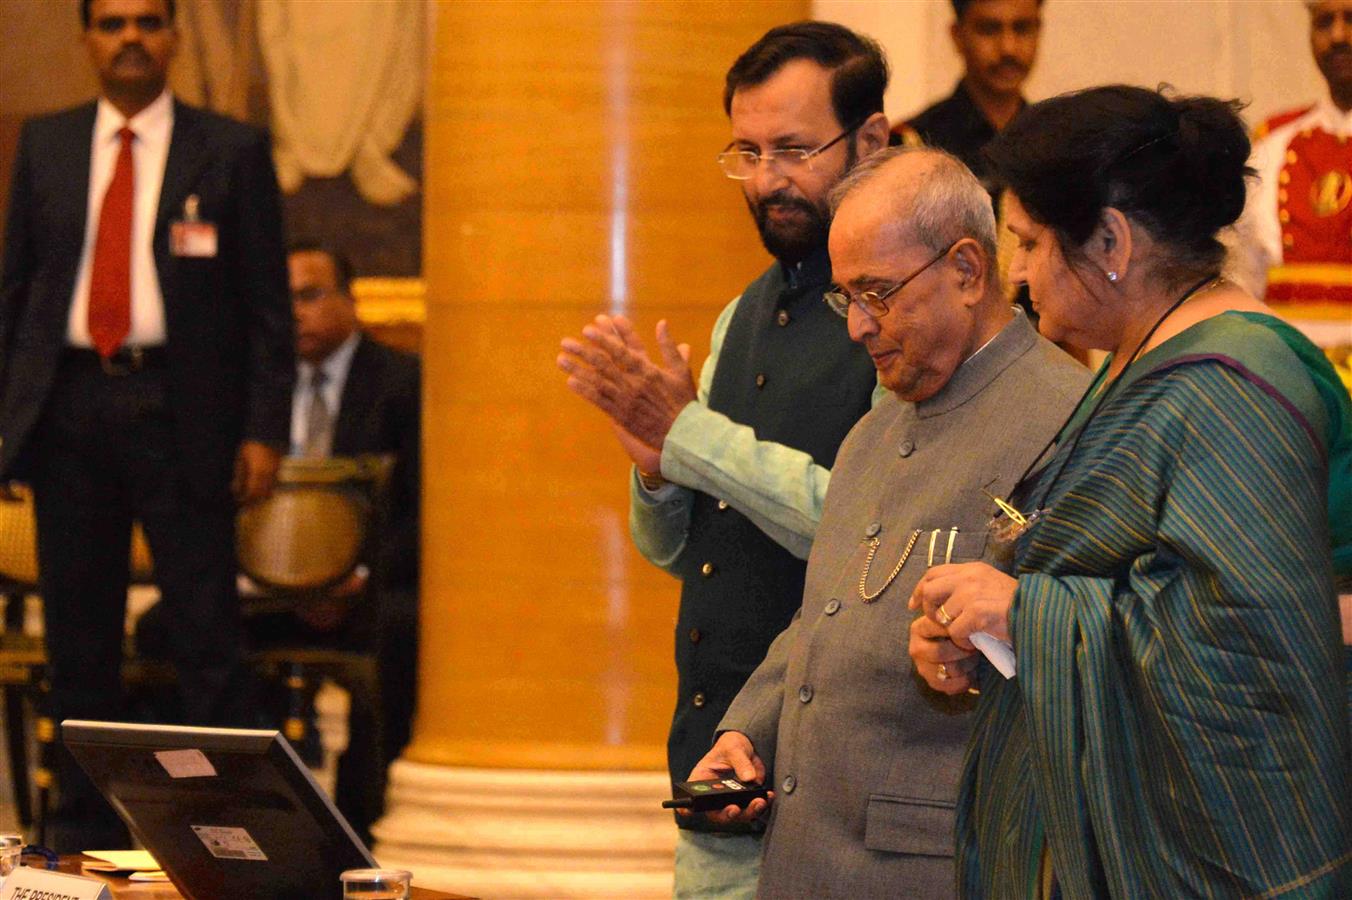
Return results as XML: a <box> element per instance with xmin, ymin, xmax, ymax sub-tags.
<box><xmin>638</xmin><ymin>469</ymin><xmax>666</xmax><ymax>491</ymax></box>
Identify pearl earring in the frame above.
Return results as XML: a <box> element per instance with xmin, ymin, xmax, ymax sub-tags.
<box><xmin>1106</xmin><ymin>271</ymin><xmax>1119</xmax><ymax>282</ymax></box>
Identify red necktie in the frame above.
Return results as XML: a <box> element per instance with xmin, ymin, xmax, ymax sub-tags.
<box><xmin>89</xmin><ymin>126</ymin><xmax>135</xmax><ymax>358</ymax></box>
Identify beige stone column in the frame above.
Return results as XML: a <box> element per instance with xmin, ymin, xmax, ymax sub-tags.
<box><xmin>373</xmin><ymin>2</ymin><xmax>807</xmax><ymax>896</ymax></box>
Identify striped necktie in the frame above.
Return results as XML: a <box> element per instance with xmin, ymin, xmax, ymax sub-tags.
<box><xmin>304</xmin><ymin>368</ymin><xmax>333</xmax><ymax>458</ymax></box>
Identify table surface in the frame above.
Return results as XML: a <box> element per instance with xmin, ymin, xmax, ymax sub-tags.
<box><xmin>54</xmin><ymin>856</ymin><xmax>474</xmax><ymax>899</ymax></box>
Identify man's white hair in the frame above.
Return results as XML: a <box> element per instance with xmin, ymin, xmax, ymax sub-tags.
<box><xmin>829</xmin><ymin>146</ymin><xmax>999</xmax><ymax>284</ymax></box>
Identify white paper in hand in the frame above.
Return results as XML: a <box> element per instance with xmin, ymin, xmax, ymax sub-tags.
<box><xmin>969</xmin><ymin>631</ymin><xmax>1016</xmax><ymax>678</ymax></box>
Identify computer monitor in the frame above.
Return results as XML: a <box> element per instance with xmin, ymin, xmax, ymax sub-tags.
<box><xmin>63</xmin><ymin>720</ymin><xmax>379</xmax><ymax>900</ymax></box>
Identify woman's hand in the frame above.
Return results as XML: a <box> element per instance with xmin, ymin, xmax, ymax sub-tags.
<box><xmin>909</xmin><ymin>562</ymin><xmax>1017</xmax><ymax>650</ymax></box>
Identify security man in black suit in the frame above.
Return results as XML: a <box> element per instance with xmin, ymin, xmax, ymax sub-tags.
<box><xmin>0</xmin><ymin>0</ymin><xmax>292</xmax><ymax>849</ymax></box>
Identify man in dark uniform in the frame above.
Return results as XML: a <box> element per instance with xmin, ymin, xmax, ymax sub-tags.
<box><xmin>0</xmin><ymin>0</ymin><xmax>292</xmax><ymax>849</ymax></box>
<box><xmin>557</xmin><ymin>22</ymin><xmax>889</xmax><ymax>898</ymax></box>
<box><xmin>894</xmin><ymin>0</ymin><xmax>1043</xmax><ymax>197</ymax></box>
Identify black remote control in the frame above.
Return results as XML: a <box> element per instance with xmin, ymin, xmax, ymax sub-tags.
<box><xmin>661</xmin><ymin>777</ymin><xmax>769</xmax><ymax>811</ymax></box>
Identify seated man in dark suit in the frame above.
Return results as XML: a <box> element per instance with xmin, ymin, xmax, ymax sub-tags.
<box><xmin>280</xmin><ymin>240</ymin><xmax>421</xmax><ymax>833</ymax></box>
<box><xmin>287</xmin><ymin>241</ymin><xmax>420</xmax><ymax>713</ymax></box>
<box><xmin>138</xmin><ymin>242</ymin><xmax>420</xmax><ymax>838</ymax></box>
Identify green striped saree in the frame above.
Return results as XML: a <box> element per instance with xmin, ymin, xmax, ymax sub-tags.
<box><xmin>959</xmin><ymin>313</ymin><xmax>1350</xmax><ymax>898</ymax></box>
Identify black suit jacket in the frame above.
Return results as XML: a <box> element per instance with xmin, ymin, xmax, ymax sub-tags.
<box><xmin>331</xmin><ymin>334</ymin><xmax>420</xmax><ymax>591</ymax></box>
<box><xmin>0</xmin><ymin>99</ymin><xmax>293</xmax><ymax>499</ymax></box>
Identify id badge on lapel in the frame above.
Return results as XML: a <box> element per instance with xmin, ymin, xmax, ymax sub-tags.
<box><xmin>169</xmin><ymin>194</ymin><xmax>217</xmax><ymax>258</ymax></box>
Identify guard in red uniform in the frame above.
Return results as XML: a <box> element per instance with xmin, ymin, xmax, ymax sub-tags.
<box><xmin>1231</xmin><ymin>0</ymin><xmax>1352</xmax><ymax>378</ymax></box>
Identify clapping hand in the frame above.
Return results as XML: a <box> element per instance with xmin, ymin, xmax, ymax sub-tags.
<box><xmin>557</xmin><ymin>315</ymin><xmax>696</xmax><ymax>463</ymax></box>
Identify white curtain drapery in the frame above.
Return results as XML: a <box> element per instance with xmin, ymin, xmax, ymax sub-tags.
<box><xmin>256</xmin><ymin>0</ymin><xmax>424</xmax><ymax>206</ymax></box>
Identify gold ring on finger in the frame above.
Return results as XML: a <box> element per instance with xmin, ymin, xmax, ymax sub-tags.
<box><xmin>936</xmin><ymin>604</ymin><xmax>953</xmax><ymax>626</ymax></box>
<box><xmin>937</xmin><ymin>663</ymin><xmax>949</xmax><ymax>681</ymax></box>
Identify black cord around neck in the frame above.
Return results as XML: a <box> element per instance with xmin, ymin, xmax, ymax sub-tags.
<box><xmin>1006</xmin><ymin>272</ymin><xmax>1220</xmax><ymax>519</ymax></box>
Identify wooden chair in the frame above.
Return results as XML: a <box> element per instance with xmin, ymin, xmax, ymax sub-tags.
<box><xmin>235</xmin><ymin>455</ymin><xmax>392</xmax><ymax>833</ymax></box>
<box><xmin>0</xmin><ymin>485</ymin><xmax>158</xmax><ymax>841</ymax></box>
<box><xmin>0</xmin><ymin>489</ymin><xmax>42</xmax><ymax>830</ymax></box>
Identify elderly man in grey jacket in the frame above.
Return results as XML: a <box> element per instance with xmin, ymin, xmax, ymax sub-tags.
<box><xmin>688</xmin><ymin>147</ymin><xmax>1089</xmax><ymax>898</ymax></box>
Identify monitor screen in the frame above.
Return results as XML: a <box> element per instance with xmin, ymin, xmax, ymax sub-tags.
<box><xmin>63</xmin><ymin>720</ymin><xmax>378</xmax><ymax>900</ymax></box>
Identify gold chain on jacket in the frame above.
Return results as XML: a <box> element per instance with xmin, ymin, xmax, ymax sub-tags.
<box><xmin>857</xmin><ymin>529</ymin><xmax>922</xmax><ymax>602</ymax></box>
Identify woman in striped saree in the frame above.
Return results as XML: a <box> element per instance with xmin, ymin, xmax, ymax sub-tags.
<box><xmin>908</xmin><ymin>85</ymin><xmax>1350</xmax><ymax>897</ymax></box>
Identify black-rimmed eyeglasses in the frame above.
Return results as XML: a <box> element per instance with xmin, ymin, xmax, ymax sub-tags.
<box><xmin>823</xmin><ymin>241</ymin><xmax>957</xmax><ymax>318</ymax></box>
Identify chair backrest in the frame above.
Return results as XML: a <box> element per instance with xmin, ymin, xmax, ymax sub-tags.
<box><xmin>0</xmin><ymin>487</ymin><xmax>40</xmax><ymax>589</ymax></box>
<box><xmin>0</xmin><ymin>485</ymin><xmax>154</xmax><ymax>589</ymax></box>
<box><xmin>235</xmin><ymin>456</ymin><xmax>392</xmax><ymax>595</ymax></box>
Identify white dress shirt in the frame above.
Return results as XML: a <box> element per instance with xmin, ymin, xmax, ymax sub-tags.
<box><xmin>66</xmin><ymin>90</ymin><xmax>174</xmax><ymax>348</ymax></box>
<box><xmin>290</xmin><ymin>332</ymin><xmax>361</xmax><ymax>456</ymax></box>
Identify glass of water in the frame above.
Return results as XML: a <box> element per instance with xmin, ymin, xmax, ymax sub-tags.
<box><xmin>0</xmin><ymin>834</ymin><xmax>23</xmax><ymax>881</ymax></box>
<box><xmin>340</xmin><ymin>867</ymin><xmax>413</xmax><ymax>899</ymax></box>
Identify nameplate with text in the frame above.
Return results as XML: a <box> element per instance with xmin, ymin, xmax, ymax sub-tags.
<box><xmin>0</xmin><ymin>866</ymin><xmax>113</xmax><ymax>900</ymax></box>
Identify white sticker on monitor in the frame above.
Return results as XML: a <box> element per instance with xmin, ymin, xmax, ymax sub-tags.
<box><xmin>155</xmin><ymin>748</ymin><xmax>217</xmax><ymax>778</ymax></box>
<box><xmin>191</xmin><ymin>825</ymin><xmax>269</xmax><ymax>861</ymax></box>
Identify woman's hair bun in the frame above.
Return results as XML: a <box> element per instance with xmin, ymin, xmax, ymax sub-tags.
<box><xmin>986</xmin><ymin>84</ymin><xmax>1253</xmax><ymax>275</ymax></box>
<box><xmin>1171</xmin><ymin>94</ymin><xmax>1250</xmax><ymax>231</ymax></box>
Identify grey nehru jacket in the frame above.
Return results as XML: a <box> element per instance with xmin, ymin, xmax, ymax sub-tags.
<box><xmin>719</xmin><ymin>310</ymin><xmax>1090</xmax><ymax>899</ymax></box>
